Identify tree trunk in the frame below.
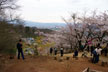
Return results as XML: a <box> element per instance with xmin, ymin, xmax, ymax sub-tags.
<box><xmin>78</xmin><ymin>40</ymin><xmax>82</xmax><ymax>51</ymax></box>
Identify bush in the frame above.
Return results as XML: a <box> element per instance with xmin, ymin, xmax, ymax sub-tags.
<box><xmin>0</xmin><ymin>21</ymin><xmax>19</xmax><ymax>55</ymax></box>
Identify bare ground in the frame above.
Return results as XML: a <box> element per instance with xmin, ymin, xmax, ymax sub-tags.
<box><xmin>0</xmin><ymin>55</ymin><xmax>108</xmax><ymax>72</ymax></box>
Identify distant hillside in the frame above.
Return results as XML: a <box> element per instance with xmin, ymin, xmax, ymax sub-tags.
<box><xmin>24</xmin><ymin>21</ymin><xmax>66</xmax><ymax>28</ymax></box>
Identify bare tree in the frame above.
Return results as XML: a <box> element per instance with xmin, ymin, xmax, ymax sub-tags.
<box><xmin>0</xmin><ymin>0</ymin><xmax>19</xmax><ymax>21</ymax></box>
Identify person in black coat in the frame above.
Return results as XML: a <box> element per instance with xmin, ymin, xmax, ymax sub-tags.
<box><xmin>73</xmin><ymin>49</ymin><xmax>78</xmax><ymax>58</ymax></box>
<box><xmin>17</xmin><ymin>39</ymin><xmax>25</xmax><ymax>60</ymax></box>
<box><xmin>91</xmin><ymin>45</ymin><xmax>94</xmax><ymax>56</ymax></box>
<box><xmin>50</xmin><ymin>47</ymin><xmax>53</xmax><ymax>55</ymax></box>
<box><xmin>60</xmin><ymin>47</ymin><xmax>64</xmax><ymax>57</ymax></box>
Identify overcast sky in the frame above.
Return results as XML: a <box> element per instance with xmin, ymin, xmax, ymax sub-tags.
<box><xmin>18</xmin><ymin>0</ymin><xmax>108</xmax><ymax>23</ymax></box>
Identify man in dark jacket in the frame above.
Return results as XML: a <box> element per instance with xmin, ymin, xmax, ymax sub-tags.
<box><xmin>17</xmin><ymin>39</ymin><xmax>25</xmax><ymax>60</ymax></box>
<box><xmin>73</xmin><ymin>49</ymin><xmax>78</xmax><ymax>58</ymax></box>
<box><xmin>50</xmin><ymin>47</ymin><xmax>53</xmax><ymax>55</ymax></box>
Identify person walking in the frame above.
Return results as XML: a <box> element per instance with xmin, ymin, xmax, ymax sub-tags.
<box><xmin>17</xmin><ymin>39</ymin><xmax>25</xmax><ymax>60</ymax></box>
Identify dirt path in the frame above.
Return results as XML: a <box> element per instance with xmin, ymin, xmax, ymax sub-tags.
<box><xmin>1</xmin><ymin>56</ymin><xmax>108</xmax><ymax>72</ymax></box>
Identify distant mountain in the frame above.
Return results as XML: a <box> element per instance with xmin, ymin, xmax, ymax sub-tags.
<box><xmin>24</xmin><ymin>21</ymin><xmax>66</xmax><ymax>29</ymax></box>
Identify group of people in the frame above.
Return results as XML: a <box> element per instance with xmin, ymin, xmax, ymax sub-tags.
<box><xmin>16</xmin><ymin>39</ymin><xmax>65</xmax><ymax>60</ymax></box>
<box><xmin>16</xmin><ymin>39</ymin><xmax>107</xmax><ymax>63</ymax></box>
<box><xmin>92</xmin><ymin>47</ymin><xmax>102</xmax><ymax>63</ymax></box>
<box><xmin>50</xmin><ymin>47</ymin><xmax>64</xmax><ymax>57</ymax></box>
<box><xmin>80</xmin><ymin>45</ymin><xmax>95</xmax><ymax>56</ymax></box>
<box><xmin>86</xmin><ymin>44</ymin><xmax>108</xmax><ymax>57</ymax></box>
<box><xmin>83</xmin><ymin>44</ymin><xmax>107</xmax><ymax>63</ymax></box>
<box><xmin>81</xmin><ymin>44</ymin><xmax>104</xmax><ymax>63</ymax></box>
<box><xmin>73</xmin><ymin>43</ymin><xmax>107</xmax><ymax>63</ymax></box>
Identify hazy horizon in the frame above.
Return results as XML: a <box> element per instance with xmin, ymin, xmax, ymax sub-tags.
<box><xmin>24</xmin><ymin>20</ymin><xmax>66</xmax><ymax>28</ymax></box>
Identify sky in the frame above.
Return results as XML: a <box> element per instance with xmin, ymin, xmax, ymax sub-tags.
<box><xmin>17</xmin><ymin>0</ymin><xmax>108</xmax><ymax>23</ymax></box>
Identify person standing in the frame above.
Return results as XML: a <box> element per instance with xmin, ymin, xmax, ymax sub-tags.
<box><xmin>73</xmin><ymin>49</ymin><xmax>78</xmax><ymax>58</ymax></box>
<box><xmin>104</xmin><ymin>48</ymin><xmax>108</xmax><ymax>56</ymax></box>
<box><xmin>54</xmin><ymin>48</ymin><xmax>57</xmax><ymax>56</ymax></box>
<box><xmin>60</xmin><ymin>47</ymin><xmax>64</xmax><ymax>57</ymax></box>
<box><xmin>17</xmin><ymin>39</ymin><xmax>25</xmax><ymax>60</ymax></box>
<box><xmin>80</xmin><ymin>45</ymin><xmax>84</xmax><ymax>52</ymax></box>
<box><xmin>92</xmin><ymin>49</ymin><xmax>97</xmax><ymax>63</ymax></box>
<box><xmin>91</xmin><ymin>45</ymin><xmax>94</xmax><ymax>56</ymax></box>
<box><xmin>95</xmin><ymin>47</ymin><xmax>102</xmax><ymax>63</ymax></box>
<box><xmin>50</xmin><ymin>47</ymin><xmax>53</xmax><ymax>55</ymax></box>
<box><xmin>105</xmin><ymin>43</ymin><xmax>108</xmax><ymax>56</ymax></box>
